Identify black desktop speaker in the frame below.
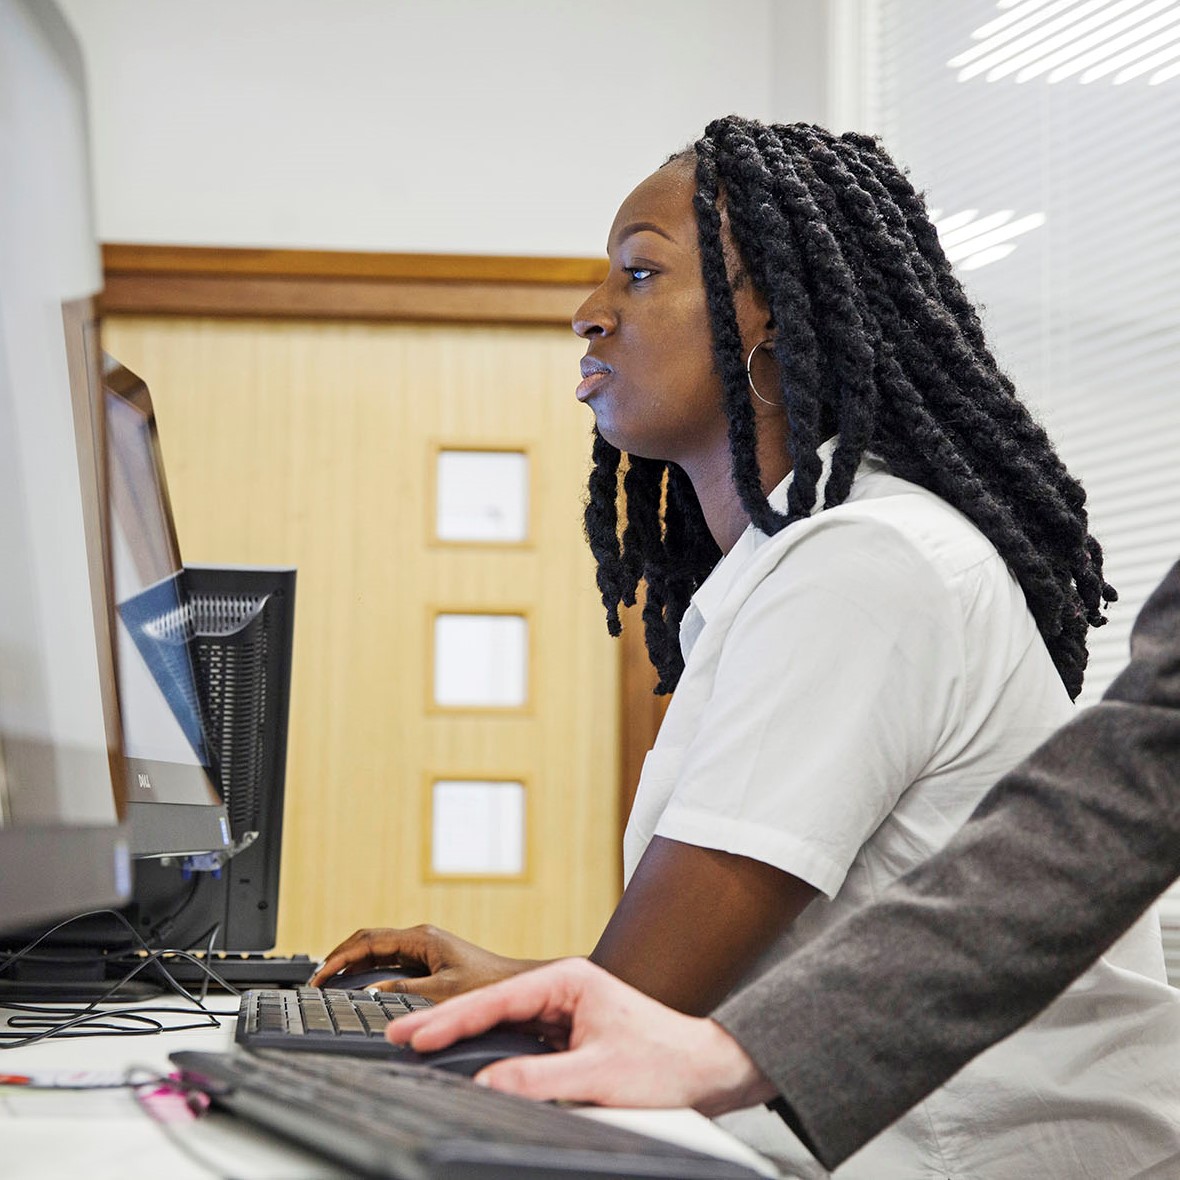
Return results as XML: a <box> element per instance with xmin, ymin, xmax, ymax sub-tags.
<box><xmin>128</xmin><ymin>565</ymin><xmax>296</xmax><ymax>951</ymax></box>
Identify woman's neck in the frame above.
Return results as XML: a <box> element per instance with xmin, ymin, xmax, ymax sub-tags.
<box><xmin>684</xmin><ymin>447</ymin><xmax>794</xmax><ymax>555</ymax></box>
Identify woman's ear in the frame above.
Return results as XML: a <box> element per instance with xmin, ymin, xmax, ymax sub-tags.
<box><xmin>738</xmin><ymin>283</ymin><xmax>774</xmax><ymax>346</ymax></box>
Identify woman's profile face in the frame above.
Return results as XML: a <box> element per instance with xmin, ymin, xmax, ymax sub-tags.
<box><xmin>572</xmin><ymin>159</ymin><xmax>769</xmax><ymax>471</ymax></box>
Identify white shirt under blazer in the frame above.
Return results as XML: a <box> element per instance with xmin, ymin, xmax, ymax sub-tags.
<box><xmin>625</xmin><ymin>440</ymin><xmax>1180</xmax><ymax>1179</ymax></box>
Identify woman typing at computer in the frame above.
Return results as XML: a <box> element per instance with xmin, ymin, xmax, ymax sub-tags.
<box><xmin>313</xmin><ymin>117</ymin><xmax>1180</xmax><ymax>1177</ymax></box>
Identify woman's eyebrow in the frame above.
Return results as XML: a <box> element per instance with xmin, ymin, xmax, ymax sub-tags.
<box><xmin>614</xmin><ymin>221</ymin><xmax>677</xmax><ymax>246</ymax></box>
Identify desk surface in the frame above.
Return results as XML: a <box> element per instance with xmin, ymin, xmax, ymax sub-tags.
<box><xmin>0</xmin><ymin>998</ymin><xmax>782</xmax><ymax>1179</ymax></box>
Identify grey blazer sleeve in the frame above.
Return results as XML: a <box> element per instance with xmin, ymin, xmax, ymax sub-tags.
<box><xmin>712</xmin><ymin>559</ymin><xmax>1180</xmax><ymax>1171</ymax></box>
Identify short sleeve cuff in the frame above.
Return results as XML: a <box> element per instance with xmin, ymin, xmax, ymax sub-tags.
<box><xmin>654</xmin><ymin>802</ymin><xmax>848</xmax><ymax>899</ymax></box>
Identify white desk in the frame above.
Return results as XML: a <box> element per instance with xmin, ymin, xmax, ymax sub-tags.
<box><xmin>0</xmin><ymin>999</ymin><xmax>783</xmax><ymax>1178</ymax></box>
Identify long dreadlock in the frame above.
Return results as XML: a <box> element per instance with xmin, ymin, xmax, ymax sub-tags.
<box><xmin>584</xmin><ymin>115</ymin><xmax>1114</xmax><ymax>699</ymax></box>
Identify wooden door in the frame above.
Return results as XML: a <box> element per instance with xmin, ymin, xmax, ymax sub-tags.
<box><xmin>102</xmin><ymin>315</ymin><xmax>621</xmax><ymax>961</ymax></box>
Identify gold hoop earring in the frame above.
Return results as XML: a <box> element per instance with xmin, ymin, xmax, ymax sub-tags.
<box><xmin>746</xmin><ymin>339</ymin><xmax>779</xmax><ymax>408</ymax></box>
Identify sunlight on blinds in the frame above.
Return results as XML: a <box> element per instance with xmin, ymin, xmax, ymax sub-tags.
<box><xmin>870</xmin><ymin>0</ymin><xmax>1180</xmax><ymax>932</ymax></box>
<box><xmin>873</xmin><ymin>0</ymin><xmax>1180</xmax><ymax>705</ymax></box>
<box><xmin>951</xmin><ymin>0</ymin><xmax>1180</xmax><ymax>85</ymax></box>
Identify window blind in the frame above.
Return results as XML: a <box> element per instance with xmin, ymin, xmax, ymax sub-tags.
<box><xmin>865</xmin><ymin>0</ymin><xmax>1180</xmax><ymax>973</ymax></box>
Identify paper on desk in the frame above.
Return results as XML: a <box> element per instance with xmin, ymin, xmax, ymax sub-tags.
<box><xmin>0</xmin><ymin>1086</ymin><xmax>137</xmax><ymax>1119</ymax></box>
<box><xmin>577</xmin><ymin>1105</ymin><xmax>786</xmax><ymax>1177</ymax></box>
<box><xmin>0</xmin><ymin>1092</ymin><xmax>347</xmax><ymax>1179</ymax></box>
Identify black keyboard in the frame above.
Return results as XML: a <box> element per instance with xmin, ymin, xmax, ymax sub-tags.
<box><xmin>172</xmin><ymin>1049</ymin><xmax>763</xmax><ymax>1179</ymax></box>
<box><xmin>141</xmin><ymin>951</ymin><xmax>316</xmax><ymax>988</ymax></box>
<box><xmin>235</xmin><ymin>986</ymin><xmax>433</xmax><ymax>1055</ymax></box>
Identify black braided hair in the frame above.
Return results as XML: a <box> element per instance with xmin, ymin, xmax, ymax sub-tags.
<box><xmin>583</xmin><ymin>115</ymin><xmax>1114</xmax><ymax>699</ymax></box>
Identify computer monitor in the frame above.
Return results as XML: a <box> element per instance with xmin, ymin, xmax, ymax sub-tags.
<box><xmin>0</xmin><ymin>0</ymin><xmax>131</xmax><ymax>935</ymax></box>
<box><xmin>103</xmin><ymin>357</ymin><xmax>232</xmax><ymax>857</ymax></box>
<box><xmin>2</xmin><ymin>0</ymin><xmax>237</xmax><ymax>967</ymax></box>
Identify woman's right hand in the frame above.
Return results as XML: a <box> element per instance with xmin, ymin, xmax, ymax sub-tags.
<box><xmin>307</xmin><ymin>924</ymin><xmax>542</xmax><ymax>1002</ymax></box>
<box><xmin>385</xmin><ymin>958</ymin><xmax>777</xmax><ymax>1115</ymax></box>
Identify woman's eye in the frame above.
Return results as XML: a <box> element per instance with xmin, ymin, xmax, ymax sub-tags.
<box><xmin>625</xmin><ymin>267</ymin><xmax>654</xmax><ymax>282</ymax></box>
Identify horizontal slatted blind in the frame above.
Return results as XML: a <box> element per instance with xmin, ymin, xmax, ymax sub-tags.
<box><xmin>867</xmin><ymin>0</ymin><xmax>1180</xmax><ymax>976</ymax></box>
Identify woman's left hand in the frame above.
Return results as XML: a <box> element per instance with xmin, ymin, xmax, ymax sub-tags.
<box><xmin>309</xmin><ymin>923</ymin><xmax>543</xmax><ymax>1001</ymax></box>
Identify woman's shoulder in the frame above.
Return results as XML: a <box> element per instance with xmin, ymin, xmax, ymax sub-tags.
<box><xmin>791</xmin><ymin>472</ymin><xmax>1051</xmax><ymax>685</ymax></box>
<box><xmin>767</xmin><ymin>477</ymin><xmax>994</xmax><ymax>577</ymax></box>
<box><xmin>799</xmin><ymin>464</ymin><xmax>1005</xmax><ymax>587</ymax></box>
<box><xmin>735</xmin><ymin>498</ymin><xmax>972</xmax><ymax>642</ymax></box>
<box><xmin>714</xmin><ymin>463</ymin><xmax>1018</xmax><ymax>640</ymax></box>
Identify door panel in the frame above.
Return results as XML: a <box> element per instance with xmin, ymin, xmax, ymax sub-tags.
<box><xmin>102</xmin><ymin>315</ymin><xmax>620</xmax><ymax>960</ymax></box>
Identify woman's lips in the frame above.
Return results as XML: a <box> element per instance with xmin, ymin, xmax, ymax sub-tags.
<box><xmin>577</xmin><ymin>357</ymin><xmax>612</xmax><ymax>402</ymax></box>
<box><xmin>576</xmin><ymin>370</ymin><xmax>610</xmax><ymax>401</ymax></box>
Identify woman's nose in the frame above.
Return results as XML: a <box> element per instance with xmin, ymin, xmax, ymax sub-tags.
<box><xmin>572</xmin><ymin>285</ymin><xmax>615</xmax><ymax>339</ymax></box>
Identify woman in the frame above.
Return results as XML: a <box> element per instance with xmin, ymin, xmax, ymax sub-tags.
<box><xmin>316</xmin><ymin>118</ymin><xmax>1178</xmax><ymax>1177</ymax></box>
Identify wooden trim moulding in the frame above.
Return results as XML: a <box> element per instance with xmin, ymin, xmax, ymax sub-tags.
<box><xmin>100</xmin><ymin>243</ymin><xmax>608</xmax><ymax>326</ymax></box>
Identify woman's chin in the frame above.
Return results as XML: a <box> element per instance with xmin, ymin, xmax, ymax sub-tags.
<box><xmin>591</xmin><ymin>416</ymin><xmax>626</xmax><ymax>453</ymax></box>
<box><xmin>594</xmin><ymin>420</ymin><xmax>652</xmax><ymax>460</ymax></box>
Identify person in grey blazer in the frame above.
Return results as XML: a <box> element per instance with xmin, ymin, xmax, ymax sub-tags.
<box><xmin>387</xmin><ymin>557</ymin><xmax>1180</xmax><ymax>1173</ymax></box>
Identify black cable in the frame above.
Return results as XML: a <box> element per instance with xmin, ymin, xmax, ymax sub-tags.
<box><xmin>141</xmin><ymin>870</ymin><xmax>207</xmax><ymax>949</ymax></box>
<box><xmin>2</xmin><ymin>908</ymin><xmax>239</xmax><ymax>1000</ymax></box>
<box><xmin>197</xmin><ymin>923</ymin><xmax>220</xmax><ymax>1005</ymax></box>
<box><xmin>2</xmin><ymin>1008</ymin><xmax>182</xmax><ymax>1045</ymax></box>
<box><xmin>1</xmin><ymin>908</ymin><xmax>141</xmax><ymax>979</ymax></box>
<box><xmin>105</xmin><ymin>924</ymin><xmax>236</xmax><ymax>1000</ymax></box>
<box><xmin>0</xmin><ymin>912</ymin><xmax>239</xmax><ymax>1049</ymax></box>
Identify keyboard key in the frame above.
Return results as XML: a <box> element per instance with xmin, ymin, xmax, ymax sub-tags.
<box><xmin>235</xmin><ymin>987</ymin><xmax>435</xmax><ymax>1058</ymax></box>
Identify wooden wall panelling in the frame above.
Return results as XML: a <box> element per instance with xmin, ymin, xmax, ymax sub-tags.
<box><xmin>100</xmin><ymin>245</ymin><xmax>668</xmax><ymax>956</ymax></box>
<box><xmin>101</xmin><ymin>313</ymin><xmax>624</xmax><ymax>961</ymax></box>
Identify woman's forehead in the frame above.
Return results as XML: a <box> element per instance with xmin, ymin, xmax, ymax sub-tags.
<box><xmin>607</xmin><ymin>159</ymin><xmax>698</xmax><ymax>252</ymax></box>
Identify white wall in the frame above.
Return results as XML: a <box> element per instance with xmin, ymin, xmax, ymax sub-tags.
<box><xmin>58</xmin><ymin>0</ymin><xmax>832</xmax><ymax>257</ymax></box>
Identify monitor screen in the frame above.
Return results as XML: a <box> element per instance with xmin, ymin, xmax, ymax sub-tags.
<box><xmin>0</xmin><ymin>0</ymin><xmax>131</xmax><ymax>935</ymax></box>
<box><xmin>103</xmin><ymin>356</ymin><xmax>232</xmax><ymax>857</ymax></box>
